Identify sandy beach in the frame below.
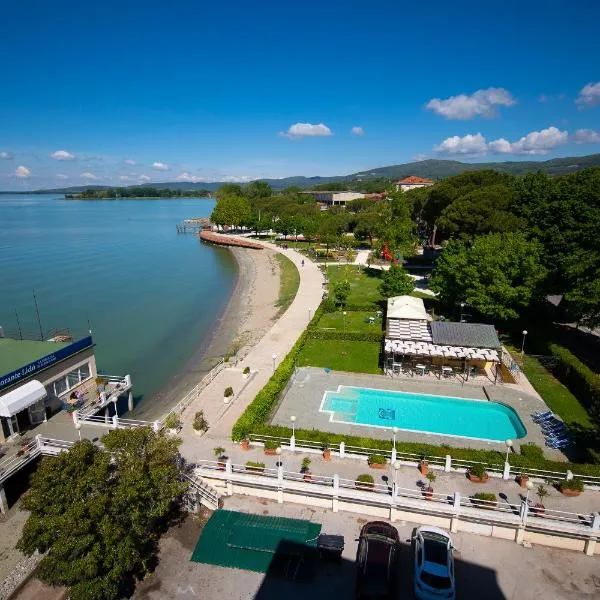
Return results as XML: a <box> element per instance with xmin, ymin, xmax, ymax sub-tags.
<box><xmin>130</xmin><ymin>246</ymin><xmax>281</xmax><ymax>420</ymax></box>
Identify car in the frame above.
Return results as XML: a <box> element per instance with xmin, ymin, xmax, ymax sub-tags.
<box><xmin>413</xmin><ymin>526</ymin><xmax>456</xmax><ymax>599</ymax></box>
<box><xmin>355</xmin><ymin>521</ymin><xmax>400</xmax><ymax>599</ymax></box>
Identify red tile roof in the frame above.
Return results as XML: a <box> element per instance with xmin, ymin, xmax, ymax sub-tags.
<box><xmin>396</xmin><ymin>176</ymin><xmax>434</xmax><ymax>185</ymax></box>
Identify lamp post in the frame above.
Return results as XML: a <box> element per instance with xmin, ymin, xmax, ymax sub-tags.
<box><xmin>391</xmin><ymin>426</ymin><xmax>398</xmax><ymax>463</ymax></box>
<box><xmin>393</xmin><ymin>460</ymin><xmax>401</xmax><ymax>497</ymax></box>
<box><xmin>272</xmin><ymin>353</ymin><xmax>278</xmax><ymax>371</ymax></box>
<box><xmin>343</xmin><ymin>311</ymin><xmax>347</xmax><ymax>332</ymax></box>
<box><xmin>521</xmin><ymin>330</ymin><xmax>528</xmax><ymax>355</ymax></box>
<box><xmin>75</xmin><ymin>422</ymin><xmax>82</xmax><ymax>442</ymax></box>
<box><xmin>275</xmin><ymin>446</ymin><xmax>283</xmax><ymax>469</ymax></box>
<box><xmin>524</xmin><ymin>479</ymin><xmax>534</xmax><ymax>505</ymax></box>
<box><xmin>504</xmin><ymin>439</ymin><xmax>513</xmax><ymax>465</ymax></box>
<box><xmin>290</xmin><ymin>415</ymin><xmax>296</xmax><ymax>437</ymax></box>
<box><xmin>460</xmin><ymin>302</ymin><xmax>465</xmax><ymax>322</ymax></box>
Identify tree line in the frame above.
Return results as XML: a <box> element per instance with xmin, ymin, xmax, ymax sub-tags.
<box><xmin>66</xmin><ymin>187</ymin><xmax>212</xmax><ymax>199</ymax></box>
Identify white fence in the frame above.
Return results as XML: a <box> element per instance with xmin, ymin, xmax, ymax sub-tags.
<box><xmin>248</xmin><ymin>433</ymin><xmax>600</xmax><ymax>490</ymax></box>
<box><xmin>195</xmin><ymin>459</ymin><xmax>600</xmax><ymax>556</ymax></box>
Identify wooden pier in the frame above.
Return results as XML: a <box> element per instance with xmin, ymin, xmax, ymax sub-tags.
<box><xmin>176</xmin><ymin>218</ymin><xmax>210</xmax><ymax>234</ymax></box>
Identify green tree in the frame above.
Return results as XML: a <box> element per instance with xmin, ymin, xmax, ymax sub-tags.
<box><xmin>354</xmin><ymin>209</ymin><xmax>380</xmax><ymax>247</ymax></box>
<box><xmin>215</xmin><ymin>183</ymin><xmax>243</xmax><ymax>200</ymax></box>
<box><xmin>244</xmin><ymin>180</ymin><xmax>272</xmax><ymax>199</ymax></box>
<box><xmin>211</xmin><ymin>194</ymin><xmax>251</xmax><ymax>227</ymax></box>
<box><xmin>333</xmin><ymin>280</ymin><xmax>351</xmax><ymax>306</ymax></box>
<box><xmin>17</xmin><ymin>429</ymin><xmax>186</xmax><ymax>600</ymax></box>
<box><xmin>274</xmin><ymin>215</ymin><xmax>297</xmax><ymax>239</ymax></box>
<box><xmin>379</xmin><ymin>264</ymin><xmax>415</xmax><ymax>298</ymax></box>
<box><xmin>430</xmin><ymin>232</ymin><xmax>546</xmax><ymax>321</ymax></box>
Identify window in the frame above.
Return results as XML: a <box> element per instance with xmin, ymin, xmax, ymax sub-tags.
<box><xmin>79</xmin><ymin>363</ymin><xmax>91</xmax><ymax>381</ymax></box>
<box><xmin>51</xmin><ymin>362</ymin><xmax>92</xmax><ymax>397</ymax></box>
<box><xmin>54</xmin><ymin>377</ymin><xmax>67</xmax><ymax>396</ymax></box>
<box><xmin>67</xmin><ymin>370</ymin><xmax>80</xmax><ymax>388</ymax></box>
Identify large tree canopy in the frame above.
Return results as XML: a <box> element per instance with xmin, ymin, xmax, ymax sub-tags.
<box><xmin>430</xmin><ymin>232</ymin><xmax>546</xmax><ymax>321</ymax></box>
<box><xmin>17</xmin><ymin>429</ymin><xmax>185</xmax><ymax>600</ymax></box>
<box><xmin>211</xmin><ymin>194</ymin><xmax>251</xmax><ymax>227</ymax></box>
<box><xmin>379</xmin><ymin>264</ymin><xmax>415</xmax><ymax>298</ymax></box>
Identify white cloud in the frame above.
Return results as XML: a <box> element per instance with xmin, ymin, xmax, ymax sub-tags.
<box><xmin>576</xmin><ymin>82</ymin><xmax>600</xmax><ymax>108</ymax></box>
<box><xmin>0</xmin><ymin>151</ymin><xmax>13</xmax><ymax>160</ymax></box>
<box><xmin>138</xmin><ymin>175</ymin><xmax>151</xmax><ymax>182</ymax></box>
<box><xmin>80</xmin><ymin>171</ymin><xmax>100</xmax><ymax>180</ymax></box>
<box><xmin>119</xmin><ymin>175</ymin><xmax>131</xmax><ymax>181</ymax></box>
<box><xmin>56</xmin><ymin>174</ymin><xmax>69</xmax><ymax>180</ymax></box>
<box><xmin>433</xmin><ymin>133</ymin><xmax>488</xmax><ymax>156</ymax></box>
<box><xmin>572</xmin><ymin>128</ymin><xmax>600</xmax><ymax>144</ymax></box>
<box><xmin>490</xmin><ymin>126</ymin><xmax>568</xmax><ymax>155</ymax></box>
<box><xmin>176</xmin><ymin>172</ymin><xmax>204</xmax><ymax>183</ymax></box>
<box><xmin>425</xmin><ymin>87</ymin><xmax>516</xmax><ymax>120</ymax></box>
<box><xmin>124</xmin><ymin>159</ymin><xmax>136</xmax><ymax>165</ymax></box>
<box><xmin>351</xmin><ymin>126</ymin><xmax>364</xmax><ymax>135</ymax></box>
<box><xmin>50</xmin><ymin>149</ymin><xmax>75</xmax><ymax>161</ymax></box>
<box><xmin>152</xmin><ymin>161</ymin><xmax>169</xmax><ymax>171</ymax></box>
<box><xmin>280</xmin><ymin>122</ymin><xmax>332</xmax><ymax>139</ymax></box>
<box><xmin>412</xmin><ymin>154</ymin><xmax>428</xmax><ymax>162</ymax></box>
<box><xmin>15</xmin><ymin>165</ymin><xmax>30</xmax><ymax>177</ymax></box>
<box><xmin>221</xmin><ymin>175</ymin><xmax>254</xmax><ymax>183</ymax></box>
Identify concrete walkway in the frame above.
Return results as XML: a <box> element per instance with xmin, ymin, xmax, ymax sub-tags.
<box><xmin>178</xmin><ymin>241</ymin><xmax>324</xmax><ymax>459</ymax></box>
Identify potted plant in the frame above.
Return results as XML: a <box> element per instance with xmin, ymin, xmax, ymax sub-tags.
<box><xmin>240</xmin><ymin>435</ymin><xmax>251</xmax><ymax>451</ymax></box>
<box><xmin>192</xmin><ymin>410</ymin><xmax>208</xmax><ymax>435</ymax></box>
<box><xmin>367</xmin><ymin>454</ymin><xmax>387</xmax><ymax>469</ymax></box>
<box><xmin>558</xmin><ymin>478</ymin><xmax>584</xmax><ymax>497</ymax></box>
<box><xmin>95</xmin><ymin>375</ymin><xmax>108</xmax><ymax>391</ymax></box>
<box><xmin>301</xmin><ymin>457</ymin><xmax>312</xmax><ymax>482</ymax></box>
<box><xmin>472</xmin><ymin>492</ymin><xmax>497</xmax><ymax>509</ymax></box>
<box><xmin>419</xmin><ymin>458</ymin><xmax>429</xmax><ymax>476</ymax></box>
<box><xmin>164</xmin><ymin>412</ymin><xmax>182</xmax><ymax>434</ymax></box>
<box><xmin>243</xmin><ymin>366</ymin><xmax>251</xmax><ymax>379</ymax></box>
<box><xmin>467</xmin><ymin>463</ymin><xmax>489</xmax><ymax>483</ymax></box>
<box><xmin>355</xmin><ymin>473</ymin><xmax>375</xmax><ymax>491</ymax></box>
<box><xmin>264</xmin><ymin>440</ymin><xmax>279</xmax><ymax>455</ymax></box>
<box><xmin>214</xmin><ymin>447</ymin><xmax>226</xmax><ymax>470</ymax></box>
<box><xmin>517</xmin><ymin>472</ymin><xmax>529</xmax><ymax>488</ymax></box>
<box><xmin>246</xmin><ymin>461</ymin><xmax>265</xmax><ymax>474</ymax></box>
<box><xmin>223</xmin><ymin>386</ymin><xmax>234</xmax><ymax>404</ymax></box>
<box><xmin>322</xmin><ymin>443</ymin><xmax>331</xmax><ymax>461</ymax></box>
<box><xmin>531</xmin><ymin>485</ymin><xmax>548</xmax><ymax>516</ymax></box>
<box><xmin>423</xmin><ymin>471</ymin><xmax>436</xmax><ymax>500</ymax></box>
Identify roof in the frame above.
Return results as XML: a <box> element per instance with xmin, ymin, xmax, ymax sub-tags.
<box><xmin>396</xmin><ymin>176</ymin><xmax>434</xmax><ymax>185</ymax></box>
<box><xmin>0</xmin><ymin>338</ymin><xmax>70</xmax><ymax>378</ymax></box>
<box><xmin>430</xmin><ymin>321</ymin><xmax>501</xmax><ymax>350</ymax></box>
<box><xmin>387</xmin><ymin>296</ymin><xmax>430</xmax><ymax>321</ymax></box>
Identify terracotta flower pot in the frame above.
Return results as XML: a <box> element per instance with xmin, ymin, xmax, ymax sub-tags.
<box><xmin>467</xmin><ymin>473</ymin><xmax>489</xmax><ymax>483</ymax></box>
<box><xmin>560</xmin><ymin>488</ymin><xmax>582</xmax><ymax>497</ymax></box>
<box><xmin>217</xmin><ymin>460</ymin><xmax>226</xmax><ymax>471</ymax></box>
<box><xmin>355</xmin><ymin>481</ymin><xmax>374</xmax><ymax>491</ymax></box>
<box><xmin>531</xmin><ymin>503</ymin><xmax>545</xmax><ymax>517</ymax></box>
<box><xmin>518</xmin><ymin>475</ymin><xmax>529</xmax><ymax>488</ymax></box>
<box><xmin>419</xmin><ymin>461</ymin><xmax>429</xmax><ymax>476</ymax></box>
<box><xmin>264</xmin><ymin>447</ymin><xmax>277</xmax><ymax>455</ymax></box>
<box><xmin>423</xmin><ymin>487</ymin><xmax>433</xmax><ymax>500</ymax></box>
<box><xmin>303</xmin><ymin>472</ymin><xmax>312</xmax><ymax>482</ymax></box>
<box><xmin>246</xmin><ymin>466</ymin><xmax>264</xmax><ymax>474</ymax></box>
<box><xmin>369</xmin><ymin>462</ymin><xmax>385</xmax><ymax>469</ymax></box>
<box><xmin>323</xmin><ymin>449</ymin><xmax>331</xmax><ymax>461</ymax></box>
<box><xmin>240</xmin><ymin>439</ymin><xmax>250</xmax><ymax>451</ymax></box>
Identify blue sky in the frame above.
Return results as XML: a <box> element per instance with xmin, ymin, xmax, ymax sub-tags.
<box><xmin>1</xmin><ymin>0</ymin><xmax>599</xmax><ymax>190</ymax></box>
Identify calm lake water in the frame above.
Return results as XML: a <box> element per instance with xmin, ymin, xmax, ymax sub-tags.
<box><xmin>0</xmin><ymin>195</ymin><xmax>236</xmax><ymax>407</ymax></box>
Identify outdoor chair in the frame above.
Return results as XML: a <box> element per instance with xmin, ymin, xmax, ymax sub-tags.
<box><xmin>532</xmin><ymin>409</ymin><xmax>552</xmax><ymax>420</ymax></box>
<box><xmin>541</xmin><ymin>421</ymin><xmax>567</xmax><ymax>433</ymax></box>
<box><xmin>533</xmin><ymin>411</ymin><xmax>554</xmax><ymax>423</ymax></box>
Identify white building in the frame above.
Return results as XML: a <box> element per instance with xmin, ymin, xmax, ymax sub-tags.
<box><xmin>395</xmin><ymin>176</ymin><xmax>434</xmax><ymax>192</ymax></box>
<box><xmin>301</xmin><ymin>191</ymin><xmax>368</xmax><ymax>207</ymax></box>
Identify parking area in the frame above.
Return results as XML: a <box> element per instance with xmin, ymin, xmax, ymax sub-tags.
<box><xmin>134</xmin><ymin>496</ymin><xmax>600</xmax><ymax>600</ymax></box>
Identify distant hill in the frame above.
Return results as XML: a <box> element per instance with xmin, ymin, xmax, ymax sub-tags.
<box><xmin>11</xmin><ymin>153</ymin><xmax>600</xmax><ymax>194</ymax></box>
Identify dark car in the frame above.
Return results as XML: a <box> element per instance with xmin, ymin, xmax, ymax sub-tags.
<box><xmin>355</xmin><ymin>521</ymin><xmax>400</xmax><ymax>599</ymax></box>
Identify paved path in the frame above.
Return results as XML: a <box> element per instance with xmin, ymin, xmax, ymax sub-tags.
<box><xmin>178</xmin><ymin>241</ymin><xmax>324</xmax><ymax>458</ymax></box>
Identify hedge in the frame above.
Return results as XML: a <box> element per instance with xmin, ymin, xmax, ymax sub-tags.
<box><xmin>306</xmin><ymin>330</ymin><xmax>385</xmax><ymax>343</ymax></box>
<box><xmin>322</xmin><ymin>302</ymin><xmax>381</xmax><ymax>313</ymax></box>
<box><xmin>548</xmin><ymin>343</ymin><xmax>600</xmax><ymax>425</ymax></box>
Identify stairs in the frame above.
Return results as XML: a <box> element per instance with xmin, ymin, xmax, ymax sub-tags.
<box><xmin>183</xmin><ymin>472</ymin><xmax>222</xmax><ymax>511</ymax></box>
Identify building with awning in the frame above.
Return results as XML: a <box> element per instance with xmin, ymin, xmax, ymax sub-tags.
<box><xmin>0</xmin><ymin>334</ymin><xmax>97</xmax><ymax>441</ymax></box>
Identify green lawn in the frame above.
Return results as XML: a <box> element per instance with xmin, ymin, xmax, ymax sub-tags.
<box><xmin>317</xmin><ymin>311</ymin><xmax>383</xmax><ymax>333</ymax></box>
<box><xmin>274</xmin><ymin>253</ymin><xmax>300</xmax><ymax>316</ymax></box>
<box><xmin>298</xmin><ymin>339</ymin><xmax>381</xmax><ymax>374</ymax></box>
<box><xmin>521</xmin><ymin>353</ymin><xmax>593</xmax><ymax>428</ymax></box>
<box><xmin>327</xmin><ymin>265</ymin><xmax>383</xmax><ymax>305</ymax></box>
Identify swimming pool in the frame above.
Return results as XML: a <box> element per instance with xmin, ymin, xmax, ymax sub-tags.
<box><xmin>319</xmin><ymin>386</ymin><xmax>526</xmax><ymax>442</ymax></box>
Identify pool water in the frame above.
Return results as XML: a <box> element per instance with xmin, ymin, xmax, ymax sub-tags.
<box><xmin>320</xmin><ymin>386</ymin><xmax>526</xmax><ymax>442</ymax></box>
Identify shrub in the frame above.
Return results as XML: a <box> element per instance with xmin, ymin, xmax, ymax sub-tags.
<box><xmin>321</xmin><ymin>297</ymin><xmax>337</xmax><ymax>312</ymax></box>
<box><xmin>426</xmin><ymin>471</ymin><xmax>437</xmax><ymax>484</ymax></box>
<box><xmin>356</xmin><ymin>474</ymin><xmax>375</xmax><ymax>484</ymax></box>
<box><xmin>192</xmin><ymin>410</ymin><xmax>208</xmax><ymax>432</ymax></box>
<box><xmin>95</xmin><ymin>376</ymin><xmax>108</xmax><ymax>385</ymax></box>
<box><xmin>243</xmin><ymin>366</ymin><xmax>250</xmax><ymax>375</ymax></box>
<box><xmin>224</xmin><ymin>386</ymin><xmax>234</xmax><ymax>397</ymax></box>
<box><xmin>164</xmin><ymin>413</ymin><xmax>182</xmax><ymax>430</ymax></box>
<box><xmin>306</xmin><ymin>330</ymin><xmax>384</xmax><ymax>342</ymax></box>
<box><xmin>473</xmin><ymin>492</ymin><xmax>497</xmax><ymax>503</ymax></box>
<box><xmin>519</xmin><ymin>443</ymin><xmax>544</xmax><ymax>461</ymax></box>
<box><xmin>367</xmin><ymin>454</ymin><xmax>387</xmax><ymax>465</ymax></box>
<box><xmin>264</xmin><ymin>440</ymin><xmax>279</xmax><ymax>450</ymax></box>
<box><xmin>558</xmin><ymin>478</ymin><xmax>584</xmax><ymax>492</ymax></box>
<box><xmin>246</xmin><ymin>461</ymin><xmax>265</xmax><ymax>469</ymax></box>
<box><xmin>301</xmin><ymin>457</ymin><xmax>311</xmax><ymax>472</ymax></box>
<box><xmin>469</xmin><ymin>463</ymin><xmax>487</xmax><ymax>478</ymax></box>
<box><xmin>213</xmin><ymin>447</ymin><xmax>225</xmax><ymax>458</ymax></box>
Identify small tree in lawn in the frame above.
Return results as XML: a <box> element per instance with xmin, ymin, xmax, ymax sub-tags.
<box><xmin>379</xmin><ymin>264</ymin><xmax>414</xmax><ymax>298</ymax></box>
<box><xmin>333</xmin><ymin>280</ymin><xmax>351</xmax><ymax>307</ymax></box>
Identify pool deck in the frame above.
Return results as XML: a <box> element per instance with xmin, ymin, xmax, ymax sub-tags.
<box><xmin>271</xmin><ymin>367</ymin><xmax>559</xmax><ymax>456</ymax></box>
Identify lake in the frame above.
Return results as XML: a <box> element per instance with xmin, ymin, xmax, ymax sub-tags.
<box><xmin>0</xmin><ymin>195</ymin><xmax>236</xmax><ymax>409</ymax></box>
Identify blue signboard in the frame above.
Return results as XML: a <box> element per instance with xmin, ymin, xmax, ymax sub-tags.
<box><xmin>0</xmin><ymin>336</ymin><xmax>94</xmax><ymax>392</ymax></box>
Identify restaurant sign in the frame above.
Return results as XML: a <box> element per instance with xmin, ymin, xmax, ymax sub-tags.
<box><xmin>0</xmin><ymin>336</ymin><xmax>93</xmax><ymax>392</ymax></box>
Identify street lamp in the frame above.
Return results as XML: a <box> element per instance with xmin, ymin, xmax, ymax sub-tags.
<box><xmin>275</xmin><ymin>446</ymin><xmax>283</xmax><ymax>469</ymax></box>
<box><xmin>524</xmin><ymin>479</ymin><xmax>534</xmax><ymax>505</ymax></box>
<box><xmin>504</xmin><ymin>439</ymin><xmax>513</xmax><ymax>464</ymax></box>
<box><xmin>393</xmin><ymin>460</ymin><xmax>401</xmax><ymax>496</ymax></box>
<box><xmin>521</xmin><ymin>330</ymin><xmax>528</xmax><ymax>355</ymax></box>
<box><xmin>392</xmin><ymin>426</ymin><xmax>398</xmax><ymax>450</ymax></box>
<box><xmin>460</xmin><ymin>302</ymin><xmax>465</xmax><ymax>322</ymax></box>
<box><xmin>75</xmin><ymin>422</ymin><xmax>82</xmax><ymax>442</ymax></box>
<box><xmin>272</xmin><ymin>353</ymin><xmax>278</xmax><ymax>371</ymax></box>
<box><xmin>290</xmin><ymin>415</ymin><xmax>296</xmax><ymax>437</ymax></box>
<box><xmin>343</xmin><ymin>311</ymin><xmax>347</xmax><ymax>332</ymax></box>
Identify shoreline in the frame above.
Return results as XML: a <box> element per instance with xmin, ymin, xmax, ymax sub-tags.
<box><xmin>130</xmin><ymin>245</ymin><xmax>280</xmax><ymax>421</ymax></box>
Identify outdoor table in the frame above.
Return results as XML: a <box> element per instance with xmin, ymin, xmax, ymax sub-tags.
<box><xmin>442</xmin><ymin>366</ymin><xmax>453</xmax><ymax>377</ymax></box>
<box><xmin>415</xmin><ymin>364</ymin><xmax>426</xmax><ymax>374</ymax></box>
<box><xmin>368</xmin><ymin>317</ymin><xmax>375</xmax><ymax>324</ymax></box>
<box><xmin>317</xmin><ymin>534</ymin><xmax>344</xmax><ymax>562</ymax></box>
